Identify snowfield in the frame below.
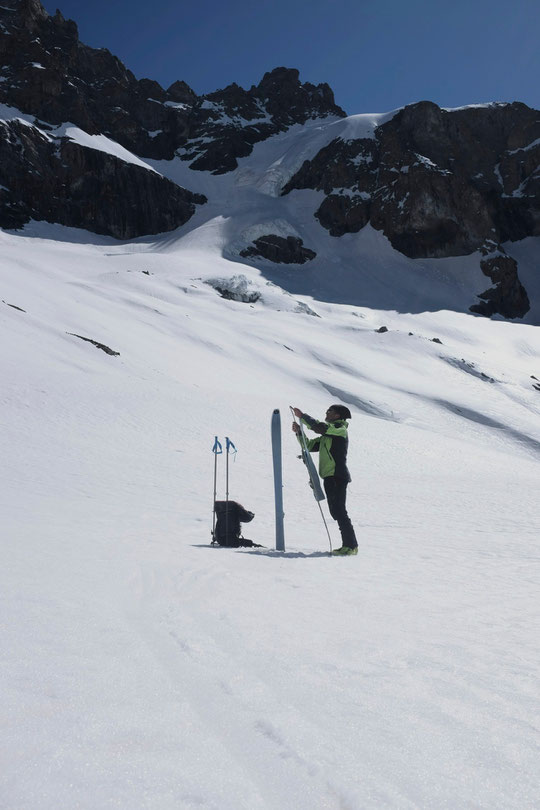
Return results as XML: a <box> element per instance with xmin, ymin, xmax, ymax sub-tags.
<box><xmin>1</xmin><ymin>120</ymin><xmax>540</xmax><ymax>809</ymax></box>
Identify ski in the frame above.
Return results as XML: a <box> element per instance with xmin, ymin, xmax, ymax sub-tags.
<box><xmin>290</xmin><ymin>407</ymin><xmax>325</xmax><ymax>502</ymax></box>
<box><xmin>271</xmin><ymin>409</ymin><xmax>285</xmax><ymax>551</ymax></box>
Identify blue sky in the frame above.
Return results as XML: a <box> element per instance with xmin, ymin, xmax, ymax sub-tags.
<box><xmin>43</xmin><ymin>0</ymin><xmax>540</xmax><ymax>114</ymax></box>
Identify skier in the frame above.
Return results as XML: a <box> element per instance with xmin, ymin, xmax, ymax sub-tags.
<box><xmin>292</xmin><ymin>404</ymin><xmax>358</xmax><ymax>556</ymax></box>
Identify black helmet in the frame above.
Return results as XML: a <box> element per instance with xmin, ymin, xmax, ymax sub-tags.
<box><xmin>330</xmin><ymin>404</ymin><xmax>351</xmax><ymax>419</ymax></box>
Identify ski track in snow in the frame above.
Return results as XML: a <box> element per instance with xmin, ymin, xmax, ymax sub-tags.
<box><xmin>1</xmin><ymin>121</ymin><xmax>540</xmax><ymax>809</ymax></box>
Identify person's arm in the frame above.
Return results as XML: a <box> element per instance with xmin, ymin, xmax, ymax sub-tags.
<box><xmin>292</xmin><ymin>412</ymin><xmax>322</xmax><ymax>452</ymax></box>
<box><xmin>300</xmin><ymin>413</ymin><xmax>328</xmax><ymax>435</ymax></box>
<box><xmin>303</xmin><ymin>435</ymin><xmax>321</xmax><ymax>452</ymax></box>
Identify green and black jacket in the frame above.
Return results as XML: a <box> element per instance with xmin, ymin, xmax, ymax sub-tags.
<box><xmin>299</xmin><ymin>413</ymin><xmax>351</xmax><ymax>481</ymax></box>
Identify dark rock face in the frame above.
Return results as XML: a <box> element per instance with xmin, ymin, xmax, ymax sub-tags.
<box><xmin>282</xmin><ymin>136</ymin><xmax>378</xmax><ymax>197</ymax></box>
<box><xmin>282</xmin><ymin>99</ymin><xmax>540</xmax><ymax>317</ymax></box>
<box><xmin>0</xmin><ymin>0</ymin><xmax>344</xmax><ymax>235</ymax></box>
<box><xmin>315</xmin><ymin>194</ymin><xmax>371</xmax><ymax>237</ymax></box>
<box><xmin>240</xmin><ymin>235</ymin><xmax>316</xmax><ymax>264</ymax></box>
<box><xmin>0</xmin><ymin>119</ymin><xmax>205</xmax><ymax>238</ymax></box>
<box><xmin>372</xmin><ymin>102</ymin><xmax>540</xmax><ymax>259</ymax></box>
<box><xmin>282</xmin><ymin>137</ymin><xmax>376</xmax><ymax>235</ymax></box>
<box><xmin>283</xmin><ymin>100</ymin><xmax>540</xmax><ymax>258</ymax></box>
<box><xmin>0</xmin><ymin>2</ymin><xmax>193</xmax><ymax>160</ymax></box>
<box><xmin>470</xmin><ymin>255</ymin><xmax>530</xmax><ymax>319</ymax></box>
<box><xmin>179</xmin><ymin>68</ymin><xmax>346</xmax><ymax>174</ymax></box>
<box><xmin>0</xmin><ymin>0</ymin><xmax>207</xmax><ymax>236</ymax></box>
<box><xmin>0</xmin><ymin>3</ymin><xmax>345</xmax><ymax>171</ymax></box>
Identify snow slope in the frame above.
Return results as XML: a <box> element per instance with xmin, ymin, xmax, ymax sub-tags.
<box><xmin>1</xmin><ymin>122</ymin><xmax>540</xmax><ymax>809</ymax></box>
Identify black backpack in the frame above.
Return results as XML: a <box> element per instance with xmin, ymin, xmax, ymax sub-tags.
<box><xmin>213</xmin><ymin>501</ymin><xmax>257</xmax><ymax>547</ymax></box>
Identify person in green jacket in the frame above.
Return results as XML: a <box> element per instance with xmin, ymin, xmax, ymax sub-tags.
<box><xmin>292</xmin><ymin>404</ymin><xmax>358</xmax><ymax>556</ymax></box>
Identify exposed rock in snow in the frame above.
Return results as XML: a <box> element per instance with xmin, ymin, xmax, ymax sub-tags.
<box><xmin>240</xmin><ymin>234</ymin><xmax>316</xmax><ymax>264</ymax></box>
<box><xmin>470</xmin><ymin>254</ymin><xmax>530</xmax><ymax>319</ymax></box>
<box><xmin>67</xmin><ymin>333</ymin><xmax>120</xmax><ymax>356</ymax></box>
<box><xmin>205</xmin><ymin>274</ymin><xmax>262</xmax><ymax>303</ymax></box>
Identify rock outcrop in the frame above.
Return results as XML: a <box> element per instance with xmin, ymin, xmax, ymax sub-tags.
<box><xmin>0</xmin><ymin>3</ymin><xmax>345</xmax><ymax>171</ymax></box>
<box><xmin>0</xmin><ymin>0</ymin><xmax>208</xmax><ymax>236</ymax></box>
<box><xmin>283</xmin><ymin>101</ymin><xmax>540</xmax><ymax>255</ymax></box>
<box><xmin>282</xmin><ymin>100</ymin><xmax>540</xmax><ymax>317</ymax></box>
<box><xmin>178</xmin><ymin>68</ymin><xmax>346</xmax><ymax>174</ymax></box>
<box><xmin>0</xmin><ymin>0</ymin><xmax>193</xmax><ymax>160</ymax></box>
<box><xmin>470</xmin><ymin>255</ymin><xmax>530</xmax><ymax>319</ymax></box>
<box><xmin>0</xmin><ymin>0</ymin><xmax>344</xmax><ymax>233</ymax></box>
<box><xmin>0</xmin><ymin>118</ymin><xmax>205</xmax><ymax>238</ymax></box>
<box><xmin>240</xmin><ymin>235</ymin><xmax>316</xmax><ymax>264</ymax></box>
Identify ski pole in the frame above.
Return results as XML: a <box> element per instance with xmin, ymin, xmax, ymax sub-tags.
<box><xmin>211</xmin><ymin>437</ymin><xmax>222</xmax><ymax>543</ymax></box>
<box><xmin>317</xmin><ymin>501</ymin><xmax>333</xmax><ymax>554</ymax></box>
<box><xmin>224</xmin><ymin>438</ymin><xmax>237</xmax><ymax>544</ymax></box>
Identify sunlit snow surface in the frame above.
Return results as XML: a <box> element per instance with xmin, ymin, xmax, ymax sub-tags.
<box><xmin>1</xmin><ymin>119</ymin><xmax>540</xmax><ymax>809</ymax></box>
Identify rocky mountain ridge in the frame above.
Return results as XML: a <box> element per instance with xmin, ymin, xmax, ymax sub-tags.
<box><xmin>280</xmin><ymin>101</ymin><xmax>540</xmax><ymax>318</ymax></box>
<box><xmin>0</xmin><ymin>0</ymin><xmax>343</xmax><ymax>167</ymax></box>
<box><xmin>1</xmin><ymin>0</ymin><xmax>539</xmax><ymax>319</ymax></box>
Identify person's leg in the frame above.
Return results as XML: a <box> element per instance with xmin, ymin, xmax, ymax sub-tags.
<box><xmin>324</xmin><ymin>477</ymin><xmax>357</xmax><ymax>549</ymax></box>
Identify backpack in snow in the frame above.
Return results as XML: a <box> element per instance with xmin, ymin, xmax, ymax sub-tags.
<box><xmin>213</xmin><ymin>501</ymin><xmax>257</xmax><ymax>547</ymax></box>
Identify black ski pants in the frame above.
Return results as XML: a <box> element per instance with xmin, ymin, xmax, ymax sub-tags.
<box><xmin>323</xmin><ymin>476</ymin><xmax>357</xmax><ymax>548</ymax></box>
